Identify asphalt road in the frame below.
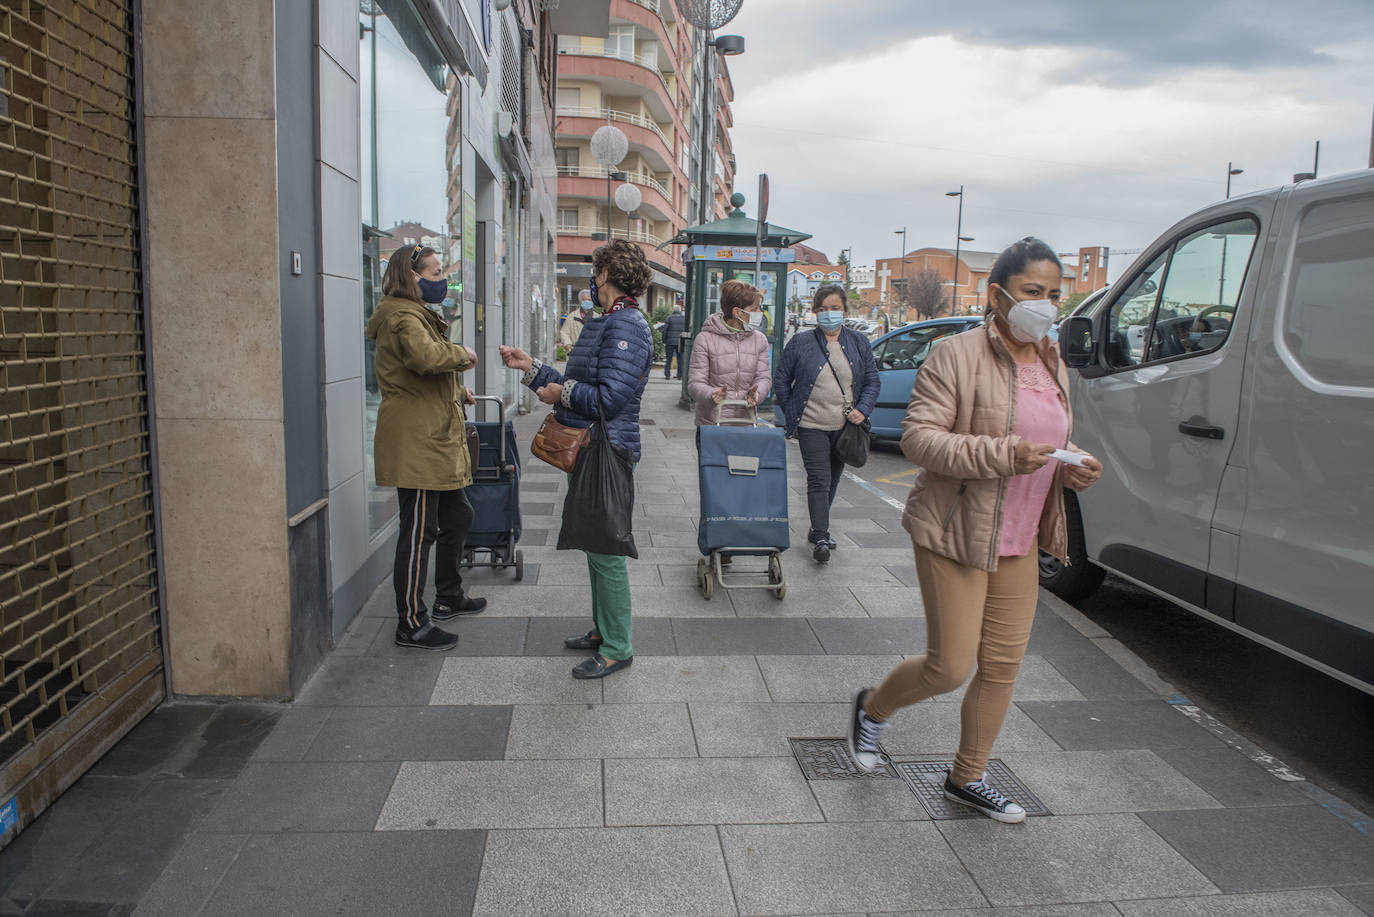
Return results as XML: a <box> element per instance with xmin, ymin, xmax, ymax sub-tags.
<box><xmin>853</xmin><ymin>439</ymin><xmax>1374</xmax><ymax>817</ymax></box>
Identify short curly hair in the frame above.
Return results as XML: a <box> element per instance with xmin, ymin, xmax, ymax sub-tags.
<box><xmin>591</xmin><ymin>239</ymin><xmax>651</xmax><ymax>298</ymax></box>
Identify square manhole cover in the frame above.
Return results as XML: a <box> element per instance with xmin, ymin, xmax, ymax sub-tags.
<box><xmin>790</xmin><ymin>738</ymin><xmax>896</xmax><ymax>779</ymax></box>
<box><xmin>894</xmin><ymin>759</ymin><xmax>1051</xmax><ymax>820</ymax></box>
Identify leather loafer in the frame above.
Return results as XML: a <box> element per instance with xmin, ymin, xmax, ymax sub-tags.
<box><xmin>571</xmin><ymin>654</ymin><xmax>633</xmax><ymax>679</ymax></box>
<box><xmin>432</xmin><ymin>594</ymin><xmax>487</xmax><ymax>621</ymax></box>
<box><xmin>563</xmin><ymin>630</ymin><xmax>603</xmax><ymax>650</ymax></box>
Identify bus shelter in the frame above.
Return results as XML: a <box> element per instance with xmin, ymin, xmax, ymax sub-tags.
<box><xmin>665</xmin><ymin>194</ymin><xmax>811</xmax><ymax>409</ymax></box>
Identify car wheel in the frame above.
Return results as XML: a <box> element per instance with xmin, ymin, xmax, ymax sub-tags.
<box><xmin>1039</xmin><ymin>490</ymin><xmax>1106</xmax><ymax>602</ymax></box>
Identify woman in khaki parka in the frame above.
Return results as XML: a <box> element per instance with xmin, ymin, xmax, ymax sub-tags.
<box><xmin>365</xmin><ymin>245</ymin><xmax>488</xmax><ymax>650</ymax></box>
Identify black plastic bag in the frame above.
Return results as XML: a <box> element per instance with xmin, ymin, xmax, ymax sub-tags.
<box><xmin>834</xmin><ymin>416</ymin><xmax>872</xmax><ymax>467</ymax></box>
<box><xmin>556</xmin><ymin>427</ymin><xmax>638</xmax><ymax>557</ymax></box>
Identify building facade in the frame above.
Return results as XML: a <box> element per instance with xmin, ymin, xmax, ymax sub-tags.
<box><xmin>552</xmin><ymin>0</ymin><xmax>736</xmax><ymax>319</ymax></box>
<box><xmin>786</xmin><ymin>263</ymin><xmax>848</xmax><ymax>309</ymax></box>
<box><xmin>1</xmin><ymin>0</ymin><xmax>593</xmax><ymax>845</ymax></box>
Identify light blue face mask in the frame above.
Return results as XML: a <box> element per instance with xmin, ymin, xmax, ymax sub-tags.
<box><xmin>816</xmin><ymin>310</ymin><xmax>845</xmax><ymax>331</ymax></box>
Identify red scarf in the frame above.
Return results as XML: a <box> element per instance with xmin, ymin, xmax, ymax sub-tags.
<box><xmin>603</xmin><ymin>295</ymin><xmax>638</xmax><ymax>314</ymax></box>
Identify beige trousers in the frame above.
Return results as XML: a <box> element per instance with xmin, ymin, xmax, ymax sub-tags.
<box><xmin>865</xmin><ymin>544</ymin><xmax>1039</xmax><ymax>785</ymax></box>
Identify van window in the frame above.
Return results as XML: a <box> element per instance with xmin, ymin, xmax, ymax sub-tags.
<box><xmin>1106</xmin><ymin>252</ymin><xmax>1167</xmax><ymax>367</ymax></box>
<box><xmin>1105</xmin><ymin>218</ymin><xmax>1258</xmax><ymax>369</ymax></box>
<box><xmin>1282</xmin><ymin>197</ymin><xmax>1374</xmax><ymax>390</ymax></box>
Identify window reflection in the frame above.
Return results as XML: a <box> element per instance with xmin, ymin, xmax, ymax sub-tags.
<box><xmin>360</xmin><ymin>1</ymin><xmax>456</xmax><ymax>535</ymax></box>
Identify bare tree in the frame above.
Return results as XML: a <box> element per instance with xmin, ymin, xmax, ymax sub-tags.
<box><xmin>900</xmin><ymin>268</ymin><xmax>947</xmax><ymax>320</ymax></box>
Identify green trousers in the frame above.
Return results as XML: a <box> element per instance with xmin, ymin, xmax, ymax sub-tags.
<box><xmin>586</xmin><ymin>551</ymin><xmax>632</xmax><ymax>661</ymax></box>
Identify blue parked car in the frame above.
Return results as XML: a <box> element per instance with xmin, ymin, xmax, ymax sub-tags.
<box><xmin>868</xmin><ymin>316</ymin><xmax>984</xmax><ymax>441</ymax></box>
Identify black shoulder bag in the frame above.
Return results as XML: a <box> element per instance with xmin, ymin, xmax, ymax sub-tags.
<box><xmin>817</xmin><ymin>330</ymin><xmax>872</xmax><ymax>468</ymax></box>
<box><xmin>556</xmin><ymin>394</ymin><xmax>639</xmax><ymax>558</ymax></box>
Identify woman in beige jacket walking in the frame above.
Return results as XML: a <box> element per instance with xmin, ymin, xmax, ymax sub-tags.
<box><xmin>366</xmin><ymin>245</ymin><xmax>488</xmax><ymax>650</ymax></box>
<box><xmin>846</xmin><ymin>238</ymin><xmax>1102</xmax><ymax>823</ymax></box>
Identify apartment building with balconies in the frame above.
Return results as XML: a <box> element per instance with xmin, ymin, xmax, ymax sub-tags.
<box><xmin>553</xmin><ymin>0</ymin><xmax>736</xmax><ymax>316</ymax></box>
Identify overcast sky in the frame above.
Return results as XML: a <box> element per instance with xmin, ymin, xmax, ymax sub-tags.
<box><xmin>719</xmin><ymin>0</ymin><xmax>1374</xmax><ymax>280</ymax></box>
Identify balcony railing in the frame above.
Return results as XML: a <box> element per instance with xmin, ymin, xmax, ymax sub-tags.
<box><xmin>557</xmin><ymin>164</ymin><xmax>671</xmax><ymax>200</ymax></box>
<box><xmin>557</xmin><ymin>43</ymin><xmax>671</xmax><ymax>93</ymax></box>
<box><xmin>556</xmin><ymin>106</ymin><xmax>672</xmax><ymax>150</ymax></box>
<box><xmin>557</xmin><ymin>223</ymin><xmax>665</xmax><ymax>247</ymax></box>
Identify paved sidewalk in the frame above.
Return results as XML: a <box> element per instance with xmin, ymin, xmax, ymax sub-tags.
<box><xmin>3</xmin><ymin>378</ymin><xmax>1373</xmax><ymax>916</ymax></box>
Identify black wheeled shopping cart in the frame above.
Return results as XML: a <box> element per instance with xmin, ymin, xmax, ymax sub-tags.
<box><xmin>695</xmin><ymin>400</ymin><xmax>789</xmax><ymax>600</ymax></box>
<box><xmin>459</xmin><ymin>395</ymin><xmax>524</xmax><ymax>581</ymax></box>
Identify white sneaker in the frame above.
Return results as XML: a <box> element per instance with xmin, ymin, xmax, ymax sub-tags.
<box><xmin>847</xmin><ymin>688</ymin><xmax>889</xmax><ymax>772</ymax></box>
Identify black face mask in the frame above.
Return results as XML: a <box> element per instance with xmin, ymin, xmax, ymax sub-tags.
<box><xmin>417</xmin><ymin>276</ymin><xmax>448</xmax><ymax>304</ymax></box>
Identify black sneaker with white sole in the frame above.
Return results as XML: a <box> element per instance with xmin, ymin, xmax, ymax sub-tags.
<box><xmin>846</xmin><ymin>687</ymin><xmax>889</xmax><ymax>772</ymax></box>
<box><xmin>431</xmin><ymin>594</ymin><xmax>486</xmax><ymax>621</ymax></box>
<box><xmin>394</xmin><ymin>622</ymin><xmax>459</xmax><ymax>650</ymax></box>
<box><xmin>942</xmin><ymin>772</ymin><xmax>1027</xmax><ymax>823</ymax></box>
<box><xmin>812</xmin><ymin>541</ymin><xmax>831</xmax><ymax>563</ymax></box>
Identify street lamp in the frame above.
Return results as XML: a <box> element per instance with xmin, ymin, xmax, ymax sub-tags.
<box><xmin>614</xmin><ymin>182</ymin><xmax>641</xmax><ymax>240</ymax></box>
<box><xmin>695</xmin><ymin>35</ymin><xmax>745</xmax><ymax>224</ymax></box>
<box><xmin>893</xmin><ymin>227</ymin><xmax>906</xmax><ymax>322</ymax></box>
<box><xmin>591</xmin><ymin>124</ymin><xmax>629</xmax><ymax>238</ymax></box>
<box><xmin>946</xmin><ymin>187</ymin><xmax>965</xmax><ymax>313</ymax></box>
<box><xmin>1225</xmin><ymin>162</ymin><xmax>1243</xmax><ymax>199</ymax></box>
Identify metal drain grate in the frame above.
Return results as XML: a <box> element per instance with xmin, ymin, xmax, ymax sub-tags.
<box><xmin>894</xmin><ymin>759</ymin><xmax>1051</xmax><ymax>819</ymax></box>
<box><xmin>790</xmin><ymin>738</ymin><xmax>897</xmax><ymax>779</ymax></box>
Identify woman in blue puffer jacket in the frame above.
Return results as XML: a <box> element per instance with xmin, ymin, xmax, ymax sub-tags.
<box><xmin>773</xmin><ymin>284</ymin><xmax>880</xmax><ymax>564</ymax></box>
<box><xmin>499</xmin><ymin>240</ymin><xmax>654</xmax><ymax>679</ymax></box>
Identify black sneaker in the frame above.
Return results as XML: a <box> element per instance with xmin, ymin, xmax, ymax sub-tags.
<box><xmin>394</xmin><ymin>622</ymin><xmax>459</xmax><ymax>650</ymax></box>
<box><xmin>813</xmin><ymin>542</ymin><xmax>831</xmax><ymax>564</ymax></box>
<box><xmin>432</xmin><ymin>594</ymin><xmax>487</xmax><ymax>621</ymax></box>
<box><xmin>847</xmin><ymin>687</ymin><xmax>889</xmax><ymax>772</ymax></box>
<box><xmin>942</xmin><ymin>772</ymin><xmax>1027</xmax><ymax>823</ymax></box>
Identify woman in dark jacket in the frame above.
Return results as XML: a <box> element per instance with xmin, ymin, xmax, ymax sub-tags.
<box><xmin>499</xmin><ymin>240</ymin><xmax>654</xmax><ymax>679</ymax></box>
<box><xmin>773</xmin><ymin>284</ymin><xmax>880</xmax><ymax>564</ymax></box>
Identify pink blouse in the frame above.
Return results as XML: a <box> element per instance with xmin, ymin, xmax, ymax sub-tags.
<box><xmin>998</xmin><ymin>361</ymin><xmax>1069</xmax><ymax>558</ymax></box>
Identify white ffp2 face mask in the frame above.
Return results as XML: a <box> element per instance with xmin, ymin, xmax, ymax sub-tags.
<box><xmin>745</xmin><ymin>310</ymin><xmax>765</xmax><ymax>329</ymax></box>
<box><xmin>1001</xmin><ymin>291</ymin><xmax>1056</xmax><ymax>343</ymax></box>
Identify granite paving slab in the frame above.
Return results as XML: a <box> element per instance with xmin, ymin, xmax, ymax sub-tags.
<box><xmin>429</xmin><ymin>656</ymin><xmax>603</xmax><ymax>705</ymax></box>
<box><xmin>471</xmin><ymin>826</ymin><xmax>736</xmax><ymax>917</ymax></box>
<box><xmin>719</xmin><ymin>821</ymin><xmax>987</xmax><ymax>915</ymax></box>
<box><xmin>365</xmin><ymin>616</ymin><xmax>528</xmax><ymax>657</ymax></box>
<box><xmin>1041</xmin><ymin>651</ymin><xmax>1162</xmax><ymax>699</ymax></box>
<box><xmin>198</xmin><ymin>762</ymin><xmax>399</xmax><ymax>834</ymax></box>
<box><xmin>1338</xmin><ymin>885</ymin><xmax>1374</xmax><ymax>916</ymax></box>
<box><xmin>726</xmin><ymin>584</ymin><xmax>870</xmax><ymax>618</ymax></box>
<box><xmin>1138</xmin><ymin>805</ymin><xmax>1374</xmax><ymax>892</ymax></box>
<box><xmin>806</xmin><ymin>617</ymin><xmax>926</xmax><ymax>655</ymax></box>
<box><xmin>806</xmin><ymin>777</ymin><xmax>931</xmax><ymax>823</ymax></box>
<box><xmin>301</xmin><ymin>705</ymin><xmax>511</xmax><ymax>761</ymax></box>
<box><xmin>938</xmin><ymin>813</ymin><xmax>1218</xmax><ymax>906</ymax></box>
<box><xmin>460</xmin><ymin>584</ymin><xmax>594</xmax><ymax>616</ymax></box>
<box><xmin>849</xmin><ymin>585</ymin><xmax>924</xmax><ymax>617</ymax></box>
<box><xmin>1150</xmin><ymin>746</ymin><xmax>1313</xmax><ymax>808</ymax></box>
<box><xmin>997</xmin><ymin>749</ymin><xmax>1224</xmax><ymax>814</ymax></box>
<box><xmin>248</xmin><ymin>707</ymin><xmax>332</xmax><ymax>762</ymax></box>
<box><xmin>530</xmin><ymin>561</ymin><xmax>663</xmax><ymax>586</ymax></box>
<box><xmin>196</xmin><ymin>830</ymin><xmax>486</xmax><ymax>917</ymax></box>
<box><xmin>504</xmin><ymin>703</ymin><xmax>696</xmax><ymax>759</ymax></box>
<box><xmin>754</xmin><ymin>654</ymin><xmax>907</xmax><ymax>702</ymax></box>
<box><xmin>689</xmin><ymin>701</ymin><xmax>851</xmax><ymax>757</ymax></box>
<box><xmin>295</xmin><ymin>657</ymin><xmax>445</xmax><ymax>707</ymax></box>
<box><xmin>126</xmin><ymin>834</ymin><xmax>247</xmax><ymax>917</ymax></box>
<box><xmin>600</xmin><ymin>655</ymin><xmax>771</xmax><ymax>703</ymax></box>
<box><xmin>878</xmin><ymin>906</ymin><xmax>1119</xmax><ymax>917</ymax></box>
<box><xmin>670</xmin><ymin>618</ymin><xmax>825</xmax><ymax>655</ymax></box>
<box><xmin>1017</xmin><ymin>700</ymin><xmax>1228</xmax><ymax>750</ymax></box>
<box><xmin>605</xmin><ymin>757</ymin><xmax>822</xmax><ymax>826</ymax></box>
<box><xmin>1114</xmin><ymin>888</ymin><xmax>1369</xmax><ymax>916</ymax></box>
<box><xmin>523</xmin><ymin>616</ymin><xmax>676</xmax><ymax>656</ymax></box>
<box><xmin>376</xmin><ymin>760</ymin><xmax>602</xmax><ymax>830</ymax></box>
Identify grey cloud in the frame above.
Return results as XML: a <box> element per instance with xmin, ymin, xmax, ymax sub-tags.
<box><xmin>728</xmin><ymin>0</ymin><xmax>1373</xmax><ymax>85</ymax></box>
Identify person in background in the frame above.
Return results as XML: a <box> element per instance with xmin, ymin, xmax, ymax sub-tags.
<box><xmin>846</xmin><ymin>237</ymin><xmax>1103</xmax><ymax>823</ymax></box>
<box><xmin>661</xmin><ymin>300</ymin><xmax>687</xmax><ymax>379</ymax></box>
<box><xmin>558</xmin><ymin>289</ymin><xmax>594</xmax><ymax>353</ymax></box>
<box><xmin>365</xmin><ymin>244</ymin><xmax>488</xmax><ymax>651</ymax></box>
<box><xmin>499</xmin><ymin>240</ymin><xmax>654</xmax><ymax>679</ymax></box>
<box><xmin>772</xmin><ymin>284</ymin><xmax>879</xmax><ymax>564</ymax></box>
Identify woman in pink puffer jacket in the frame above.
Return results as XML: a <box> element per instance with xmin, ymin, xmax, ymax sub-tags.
<box><xmin>687</xmin><ymin>280</ymin><xmax>773</xmax><ymax>426</ymax></box>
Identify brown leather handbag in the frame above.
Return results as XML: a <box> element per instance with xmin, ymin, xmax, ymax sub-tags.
<box><xmin>530</xmin><ymin>413</ymin><xmax>590</xmax><ymax>473</ymax></box>
<box><xmin>465</xmin><ymin>422</ymin><xmax>482</xmax><ymax>473</ymax></box>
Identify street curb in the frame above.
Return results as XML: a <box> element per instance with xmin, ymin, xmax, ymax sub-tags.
<box><xmin>1038</xmin><ymin>587</ymin><xmax>1374</xmax><ymax>835</ymax></box>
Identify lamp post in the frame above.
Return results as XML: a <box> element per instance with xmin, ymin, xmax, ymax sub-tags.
<box><xmin>614</xmin><ymin>182</ymin><xmax>641</xmax><ymax>241</ymax></box>
<box><xmin>696</xmin><ymin>34</ymin><xmax>745</xmax><ymax>224</ymax></box>
<box><xmin>590</xmin><ymin>123</ymin><xmax>629</xmax><ymax>239</ymax></box>
<box><xmin>1225</xmin><ymin>162</ymin><xmax>1243</xmax><ymax>199</ymax></box>
<box><xmin>946</xmin><ymin>186</ymin><xmax>965</xmax><ymax>314</ymax></box>
<box><xmin>893</xmin><ymin>227</ymin><xmax>906</xmax><ymax>323</ymax></box>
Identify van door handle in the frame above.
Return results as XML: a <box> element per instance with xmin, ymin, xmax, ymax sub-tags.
<box><xmin>1178</xmin><ymin>417</ymin><xmax>1225</xmax><ymax>440</ymax></box>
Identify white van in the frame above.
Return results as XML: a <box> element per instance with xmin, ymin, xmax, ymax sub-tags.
<box><xmin>1044</xmin><ymin>168</ymin><xmax>1374</xmax><ymax>696</ymax></box>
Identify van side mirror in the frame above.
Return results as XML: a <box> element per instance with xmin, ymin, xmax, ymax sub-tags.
<box><xmin>1059</xmin><ymin>315</ymin><xmax>1095</xmax><ymax>368</ymax></box>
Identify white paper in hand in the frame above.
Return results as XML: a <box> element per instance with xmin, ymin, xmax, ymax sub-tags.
<box><xmin>1048</xmin><ymin>448</ymin><xmax>1089</xmax><ymax>467</ymax></box>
